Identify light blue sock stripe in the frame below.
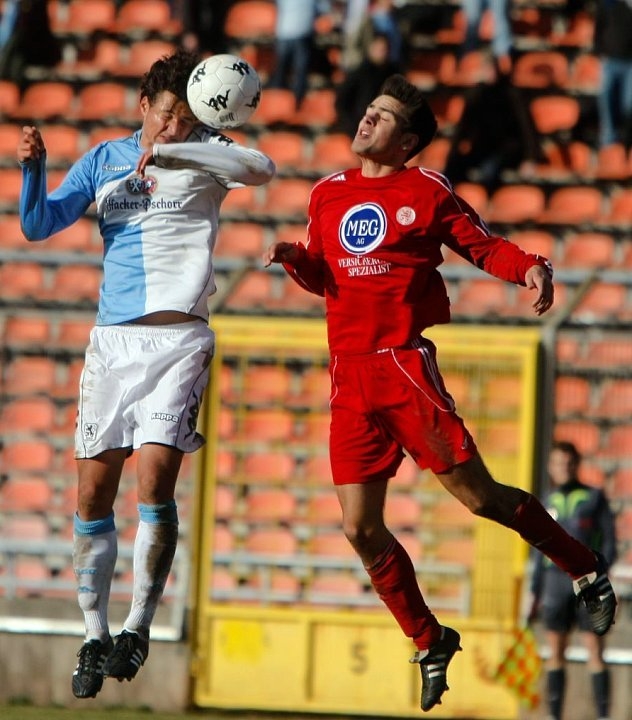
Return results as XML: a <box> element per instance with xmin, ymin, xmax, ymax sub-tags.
<box><xmin>138</xmin><ymin>500</ymin><xmax>178</xmax><ymax>524</ymax></box>
<box><xmin>73</xmin><ymin>512</ymin><xmax>115</xmax><ymax>536</ymax></box>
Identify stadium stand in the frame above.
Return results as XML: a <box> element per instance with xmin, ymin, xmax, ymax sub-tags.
<box><xmin>1</xmin><ymin>0</ymin><xmax>631</xmax><ymax>637</ymax></box>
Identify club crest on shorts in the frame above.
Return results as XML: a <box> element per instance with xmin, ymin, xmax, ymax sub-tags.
<box><xmin>339</xmin><ymin>202</ymin><xmax>387</xmax><ymax>254</ymax></box>
<box><xmin>82</xmin><ymin>423</ymin><xmax>98</xmax><ymax>441</ymax></box>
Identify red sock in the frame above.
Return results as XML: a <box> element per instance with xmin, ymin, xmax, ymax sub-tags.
<box><xmin>508</xmin><ymin>494</ymin><xmax>597</xmax><ymax>578</ymax></box>
<box><xmin>366</xmin><ymin>537</ymin><xmax>441</xmax><ymax>650</ymax></box>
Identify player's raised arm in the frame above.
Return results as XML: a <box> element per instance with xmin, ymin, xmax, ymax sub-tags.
<box><xmin>17</xmin><ymin>126</ymin><xmax>46</xmax><ymax>163</ymax></box>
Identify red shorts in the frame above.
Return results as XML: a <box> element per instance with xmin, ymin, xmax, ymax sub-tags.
<box><xmin>329</xmin><ymin>338</ymin><xmax>477</xmax><ymax>484</ymax></box>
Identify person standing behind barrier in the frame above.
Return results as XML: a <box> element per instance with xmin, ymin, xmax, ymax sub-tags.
<box><xmin>17</xmin><ymin>49</ymin><xmax>275</xmax><ymax>700</ymax></box>
<box><xmin>263</xmin><ymin>73</ymin><xmax>617</xmax><ymax>713</ymax></box>
<box><xmin>461</xmin><ymin>0</ymin><xmax>513</xmax><ymax>73</ymax></box>
<box><xmin>528</xmin><ymin>440</ymin><xmax>617</xmax><ymax>720</ymax></box>
<box><xmin>268</xmin><ymin>0</ymin><xmax>330</xmax><ymax>110</ymax></box>
<box><xmin>594</xmin><ymin>0</ymin><xmax>632</xmax><ymax>148</ymax></box>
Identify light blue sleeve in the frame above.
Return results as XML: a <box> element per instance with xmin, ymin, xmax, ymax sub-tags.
<box><xmin>19</xmin><ymin>151</ymin><xmax>96</xmax><ymax>241</ymax></box>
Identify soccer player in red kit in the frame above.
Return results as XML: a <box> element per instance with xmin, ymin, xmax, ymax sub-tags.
<box><xmin>263</xmin><ymin>74</ymin><xmax>616</xmax><ymax>712</ymax></box>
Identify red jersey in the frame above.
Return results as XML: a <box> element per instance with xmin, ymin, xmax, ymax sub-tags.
<box><xmin>284</xmin><ymin>166</ymin><xmax>551</xmax><ymax>356</ymax></box>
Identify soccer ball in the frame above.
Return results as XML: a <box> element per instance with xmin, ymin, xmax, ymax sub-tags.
<box><xmin>187</xmin><ymin>54</ymin><xmax>261</xmax><ymax>129</ymax></box>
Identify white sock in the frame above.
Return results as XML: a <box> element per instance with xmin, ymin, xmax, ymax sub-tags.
<box><xmin>73</xmin><ymin>528</ymin><xmax>117</xmax><ymax>642</ymax></box>
<box><xmin>123</xmin><ymin>520</ymin><xmax>178</xmax><ymax>635</ymax></box>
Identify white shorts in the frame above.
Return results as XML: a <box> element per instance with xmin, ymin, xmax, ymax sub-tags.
<box><xmin>75</xmin><ymin>321</ymin><xmax>215</xmax><ymax>459</ymax></box>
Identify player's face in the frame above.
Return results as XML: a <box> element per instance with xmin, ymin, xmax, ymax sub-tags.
<box><xmin>140</xmin><ymin>91</ymin><xmax>200</xmax><ymax>146</ymax></box>
<box><xmin>547</xmin><ymin>448</ymin><xmax>578</xmax><ymax>486</ymax></box>
<box><xmin>351</xmin><ymin>94</ymin><xmax>411</xmax><ymax>162</ymax></box>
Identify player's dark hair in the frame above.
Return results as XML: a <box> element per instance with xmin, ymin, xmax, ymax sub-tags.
<box><xmin>140</xmin><ymin>49</ymin><xmax>201</xmax><ymax>104</ymax></box>
<box><xmin>552</xmin><ymin>440</ymin><xmax>581</xmax><ymax>464</ymax></box>
<box><xmin>379</xmin><ymin>74</ymin><xmax>437</xmax><ymax>159</ymax></box>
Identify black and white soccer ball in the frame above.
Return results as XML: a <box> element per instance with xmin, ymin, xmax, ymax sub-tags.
<box><xmin>187</xmin><ymin>53</ymin><xmax>261</xmax><ymax>129</ymax></box>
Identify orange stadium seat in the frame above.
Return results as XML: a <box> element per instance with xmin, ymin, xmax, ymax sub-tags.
<box><xmin>224</xmin><ymin>1</ymin><xmax>277</xmax><ymax>40</ymax></box>
<box><xmin>4</xmin><ymin>316</ymin><xmax>51</xmax><ymax>345</ymax></box>
<box><xmin>251</xmin><ymin>88</ymin><xmax>297</xmax><ymax>126</ymax></box>
<box><xmin>114</xmin><ymin>0</ymin><xmax>181</xmax><ymax>34</ymax></box>
<box><xmin>223</xmin><ymin>270</ymin><xmax>274</xmax><ymax>310</ymax></box>
<box><xmin>601</xmin><ymin>426</ymin><xmax>632</xmax><ymax>459</ymax></box>
<box><xmin>0</xmin><ymin>123</ymin><xmax>22</xmax><ymax>160</ymax></box>
<box><xmin>574</xmin><ymin>282</ymin><xmax>627</xmax><ymax>321</ymax></box>
<box><xmin>244</xmin><ymin>488</ymin><xmax>297</xmax><ymax>522</ymax></box>
<box><xmin>595</xmin><ymin>379</ymin><xmax>632</xmax><ymax>418</ymax></box>
<box><xmin>242</xmin><ymin>450</ymin><xmax>296</xmax><ymax>484</ymax></box>
<box><xmin>241</xmin><ymin>408</ymin><xmax>296</xmax><ymax>443</ymax></box>
<box><xmin>2</xmin><ymin>440</ymin><xmax>54</xmax><ymax>472</ymax></box>
<box><xmin>257</xmin><ymin>130</ymin><xmax>306</xmax><ymax>171</ymax></box>
<box><xmin>307</xmin><ymin>572</ymin><xmax>364</xmax><ymax>600</ymax></box>
<box><xmin>220</xmin><ymin>184</ymin><xmax>257</xmax><ymax>213</ymax></box>
<box><xmin>530</xmin><ymin>95</ymin><xmax>580</xmax><ymax>136</ymax></box>
<box><xmin>246</xmin><ymin>568</ymin><xmax>301</xmax><ymax>596</ymax></box>
<box><xmin>551</xmin><ymin>10</ymin><xmax>595</xmax><ymax>47</ymax></box>
<box><xmin>310</xmin><ymin>133</ymin><xmax>360</xmax><ymax>174</ymax></box>
<box><xmin>0</xmin><ymin>80</ymin><xmax>20</xmax><ymax>116</ymax></box>
<box><xmin>117</xmin><ymin>40</ymin><xmax>178</xmax><ymax>78</ymax></box>
<box><xmin>309</xmin><ymin>531</ymin><xmax>356</xmax><ymax>558</ymax></box>
<box><xmin>603</xmin><ymin>188</ymin><xmax>632</xmax><ymax>226</ymax></box>
<box><xmin>0</xmin><ymin>262</ymin><xmax>46</xmax><ymax>300</ymax></box>
<box><xmin>73</xmin><ymin>82</ymin><xmax>130</xmax><ymax>122</ymax></box>
<box><xmin>89</xmin><ymin>125</ymin><xmax>134</xmax><ymax>146</ymax></box>
<box><xmin>306</xmin><ymin>492</ymin><xmax>341</xmax><ymax>525</ymax></box>
<box><xmin>452</xmin><ymin>278</ymin><xmax>511</xmax><ymax>317</ymax></box>
<box><xmin>39</xmin><ymin>125</ymin><xmax>82</xmax><ymax>163</ymax></box>
<box><xmin>245</xmin><ymin>528</ymin><xmax>298</xmax><ymax>555</ymax></box>
<box><xmin>302</xmin><ymin>412</ymin><xmax>331</xmax><ymax>445</ymax></box>
<box><xmin>554</xmin><ymin>376</ymin><xmax>592</xmax><ymax>416</ymax></box>
<box><xmin>384</xmin><ymin>494</ymin><xmax>422</xmax><ymax>528</ymax></box>
<box><xmin>410</xmin><ymin>137</ymin><xmax>449</xmax><ymax>172</ymax></box>
<box><xmin>0</xmin><ymin>476</ymin><xmax>54</xmax><ymax>512</ymax></box>
<box><xmin>47</xmin><ymin>218</ymin><xmax>96</xmax><ymax>253</ymax></box>
<box><xmin>295</xmin><ymin>89</ymin><xmax>337</xmax><ymax>128</ymax></box>
<box><xmin>0</xmin><ymin>168</ymin><xmax>25</xmax><ymax>205</ymax></box>
<box><xmin>454</xmin><ymin>182</ymin><xmax>488</xmax><ymax>215</ymax></box>
<box><xmin>0</xmin><ymin>397</ymin><xmax>56</xmax><ymax>434</ymax></box>
<box><xmin>595</xmin><ymin>143</ymin><xmax>629</xmax><ymax>180</ymax></box>
<box><xmin>212</xmin><ymin>524</ymin><xmax>235</xmax><ymax>553</ymax></box>
<box><xmin>509</xmin><ymin>230</ymin><xmax>556</xmax><ymax>261</ymax></box>
<box><xmin>14</xmin><ymin>82</ymin><xmax>75</xmax><ymax>121</ymax></box>
<box><xmin>540</xmin><ymin>186</ymin><xmax>603</xmax><ymax>224</ymax></box>
<box><xmin>65</xmin><ymin>0</ymin><xmax>117</xmax><ymax>33</ymax></box>
<box><xmin>3</xmin><ymin>356</ymin><xmax>57</xmax><ymax>395</ymax></box>
<box><xmin>406</xmin><ymin>50</ymin><xmax>457</xmax><ymax>89</ymax></box>
<box><xmin>560</xmin><ymin>232</ymin><xmax>616</xmax><ymax>269</ymax></box>
<box><xmin>302</xmin><ymin>454</ymin><xmax>333</xmax><ymax>485</ymax></box>
<box><xmin>49</xmin><ymin>264</ymin><xmax>102</xmax><ymax>303</ymax></box>
<box><xmin>242</xmin><ymin>364</ymin><xmax>293</xmax><ymax>404</ymax></box>
<box><xmin>215</xmin><ymin>222</ymin><xmax>266</xmax><ymax>259</ymax></box>
<box><xmin>612</xmin><ymin>468</ymin><xmax>632</xmax><ymax>499</ymax></box>
<box><xmin>56</xmin><ymin>317</ymin><xmax>94</xmax><ymax>350</ymax></box>
<box><xmin>487</xmin><ymin>185</ymin><xmax>545</xmax><ymax>225</ymax></box>
<box><xmin>262</xmin><ymin>178</ymin><xmax>312</xmax><ymax>219</ymax></box>
<box><xmin>293</xmin><ymin>366</ymin><xmax>330</xmax><ymax>409</ymax></box>
<box><xmin>568</xmin><ymin>53</ymin><xmax>601</xmax><ymax>94</ymax></box>
<box><xmin>213</xmin><ymin>485</ymin><xmax>236</xmax><ymax>520</ymax></box>
<box><xmin>0</xmin><ymin>213</ymin><xmax>25</xmax><ymax>248</ymax></box>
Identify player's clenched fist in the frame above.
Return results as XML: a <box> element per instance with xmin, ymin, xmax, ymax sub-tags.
<box><xmin>263</xmin><ymin>241</ymin><xmax>299</xmax><ymax>267</ymax></box>
<box><xmin>17</xmin><ymin>126</ymin><xmax>46</xmax><ymax>163</ymax></box>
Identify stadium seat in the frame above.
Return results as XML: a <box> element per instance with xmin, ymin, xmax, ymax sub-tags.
<box><xmin>242</xmin><ymin>364</ymin><xmax>293</xmax><ymax>404</ymax></box>
<box><xmin>530</xmin><ymin>95</ymin><xmax>580</xmax><ymax>135</ymax></box>
<box><xmin>384</xmin><ymin>493</ymin><xmax>422</xmax><ymax>528</ymax></box>
<box><xmin>250</xmin><ymin>88</ymin><xmax>297</xmax><ymax>126</ymax></box>
<box><xmin>114</xmin><ymin>0</ymin><xmax>181</xmax><ymax>34</ymax></box>
<box><xmin>220</xmin><ymin>184</ymin><xmax>257</xmax><ymax>214</ymax></box>
<box><xmin>568</xmin><ymin>53</ymin><xmax>601</xmax><ymax>94</ymax></box>
<box><xmin>454</xmin><ymin>182</ymin><xmax>488</xmax><ymax>216</ymax></box>
<box><xmin>574</xmin><ymin>282</ymin><xmax>627</xmax><ymax>321</ymax></box>
<box><xmin>64</xmin><ymin>0</ymin><xmax>117</xmax><ymax>34</ymax></box>
<box><xmin>310</xmin><ymin>133</ymin><xmax>360</xmax><ymax>174</ymax></box>
<box><xmin>0</xmin><ymin>213</ymin><xmax>25</xmax><ymax>247</ymax></box>
<box><xmin>0</xmin><ymin>262</ymin><xmax>46</xmax><ymax>300</ymax></box>
<box><xmin>293</xmin><ymin>366</ymin><xmax>330</xmax><ymax>409</ymax></box>
<box><xmin>73</xmin><ymin>82</ymin><xmax>130</xmax><ymax>122</ymax></box>
<box><xmin>38</xmin><ymin>124</ymin><xmax>82</xmax><ymax>163</ymax></box>
<box><xmin>428</xmin><ymin>93</ymin><xmax>465</xmax><ymax>132</ymax></box>
<box><xmin>117</xmin><ymin>40</ymin><xmax>178</xmax><ymax>78</ymax></box>
<box><xmin>307</xmin><ymin>572</ymin><xmax>364</xmax><ymax>601</ymax></box>
<box><xmin>2</xmin><ymin>440</ymin><xmax>54</xmax><ymax>472</ymax></box>
<box><xmin>553</xmin><ymin>422</ymin><xmax>599</xmax><ymax>456</ymax></box>
<box><xmin>211</xmin><ymin>567</ymin><xmax>237</xmax><ymax>593</ymax></box>
<box><xmin>433</xmin><ymin>537</ymin><xmax>475</xmax><ymax>567</ymax></box>
<box><xmin>560</xmin><ymin>232</ymin><xmax>616</xmax><ymax>269</ymax></box>
<box><xmin>406</xmin><ymin>50</ymin><xmax>457</xmax><ymax>89</ymax></box>
<box><xmin>551</xmin><ymin>10</ymin><xmax>595</xmax><ymax>47</ymax></box>
<box><xmin>612</xmin><ymin>468</ymin><xmax>632</xmax><ymax>499</ymax></box>
<box><xmin>244</xmin><ymin>488</ymin><xmax>297</xmax><ymax>522</ymax></box>
<box><xmin>601</xmin><ymin>426</ymin><xmax>632</xmax><ymax>459</ymax></box>
<box><xmin>513</xmin><ymin>51</ymin><xmax>569</xmax><ymax>89</ymax></box>
<box><xmin>261</xmin><ymin>178</ymin><xmax>312</xmax><ymax>219</ymax></box>
<box><xmin>302</xmin><ymin>454</ymin><xmax>333</xmax><ymax>485</ymax></box>
<box><xmin>452</xmin><ymin>278</ymin><xmax>512</xmax><ymax>317</ymax></box>
<box><xmin>223</xmin><ymin>270</ymin><xmax>274</xmax><ymax>311</ymax></box>
<box><xmin>242</xmin><ymin>450</ymin><xmax>296</xmax><ymax>484</ymax></box>
<box><xmin>539</xmin><ymin>140</ymin><xmax>593</xmax><ymax>179</ymax></box>
<box><xmin>244</xmin><ymin>528</ymin><xmax>298</xmax><ymax>555</ymax></box>
<box><xmin>246</xmin><ymin>568</ymin><xmax>301</xmax><ymax>597</ymax></box>
<box><xmin>0</xmin><ymin>476</ymin><xmax>54</xmax><ymax>512</ymax></box>
<box><xmin>540</xmin><ymin>186</ymin><xmax>603</xmax><ymax>224</ymax></box>
<box><xmin>242</xmin><ymin>407</ymin><xmax>296</xmax><ymax>443</ymax></box>
<box><xmin>302</xmin><ymin>412</ymin><xmax>331</xmax><ymax>445</ymax></box>
<box><xmin>52</xmin><ymin>357</ymin><xmax>84</xmax><ymax>400</ymax></box>
<box><xmin>56</xmin><ymin>317</ymin><xmax>94</xmax><ymax>350</ymax></box>
<box><xmin>223</xmin><ymin>1</ymin><xmax>277</xmax><ymax>40</ymax></box>
<box><xmin>581</xmin><ymin>337</ymin><xmax>632</xmax><ymax>367</ymax></box>
<box><xmin>12</xmin><ymin>558</ymin><xmax>52</xmax><ymax>598</ymax></box>
<box><xmin>257</xmin><ymin>130</ymin><xmax>306</xmax><ymax>171</ymax></box>
<box><xmin>603</xmin><ymin>188</ymin><xmax>632</xmax><ymax>227</ymax></box>
<box><xmin>482</xmin><ymin>375</ymin><xmax>522</xmax><ymax>412</ymax></box>
<box><xmin>212</xmin><ymin>524</ymin><xmax>235</xmax><ymax>553</ymax></box>
<box><xmin>0</xmin><ymin>168</ymin><xmax>25</xmax><ymax>205</ymax></box>
<box><xmin>14</xmin><ymin>82</ymin><xmax>75</xmax><ymax>121</ymax></box>
<box><xmin>277</xmin><ymin>274</ymin><xmax>326</xmax><ymax>314</ymax></box>
<box><xmin>215</xmin><ymin>449</ymin><xmax>237</xmax><ymax>481</ymax></box>
<box><xmin>309</xmin><ymin>531</ymin><xmax>356</xmax><ymax>558</ymax></box>
<box><xmin>4</xmin><ymin>315</ymin><xmax>51</xmax><ymax>346</ymax></box>
<box><xmin>486</xmin><ymin>185</ymin><xmax>546</xmax><ymax>225</ymax></box>
<box><xmin>0</xmin><ymin>123</ymin><xmax>22</xmax><ymax>161</ymax></box>
<box><xmin>3</xmin><ymin>356</ymin><xmax>57</xmax><ymax>395</ymax></box>
<box><xmin>427</xmin><ymin>498</ymin><xmax>474</xmax><ymax>529</ymax></box>
<box><xmin>47</xmin><ymin>218</ymin><xmax>96</xmax><ymax>253</ymax></box>
<box><xmin>595</xmin><ymin>379</ymin><xmax>632</xmax><ymax>419</ymax></box>
<box><xmin>49</xmin><ymin>264</ymin><xmax>102</xmax><ymax>303</ymax></box>
<box><xmin>213</xmin><ymin>485</ymin><xmax>236</xmax><ymax>520</ymax></box>
<box><xmin>595</xmin><ymin>143</ymin><xmax>629</xmax><ymax>180</ymax></box>
<box><xmin>295</xmin><ymin>89</ymin><xmax>337</xmax><ymax>128</ymax></box>
<box><xmin>0</xmin><ymin>80</ymin><xmax>20</xmax><ymax>116</ymax></box>
<box><xmin>215</xmin><ymin>222</ymin><xmax>266</xmax><ymax>259</ymax></box>
<box><xmin>89</xmin><ymin>125</ymin><xmax>134</xmax><ymax>146</ymax></box>
<box><xmin>411</xmin><ymin>137</ymin><xmax>449</xmax><ymax>172</ymax></box>
<box><xmin>306</xmin><ymin>492</ymin><xmax>341</xmax><ymax>525</ymax></box>
<box><xmin>554</xmin><ymin>376</ymin><xmax>592</xmax><ymax>416</ymax></box>
<box><xmin>0</xmin><ymin>397</ymin><xmax>56</xmax><ymax>434</ymax></box>
<box><xmin>509</xmin><ymin>230</ymin><xmax>556</xmax><ymax>261</ymax></box>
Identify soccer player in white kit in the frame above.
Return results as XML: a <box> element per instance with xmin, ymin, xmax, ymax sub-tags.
<box><xmin>17</xmin><ymin>50</ymin><xmax>275</xmax><ymax>698</ymax></box>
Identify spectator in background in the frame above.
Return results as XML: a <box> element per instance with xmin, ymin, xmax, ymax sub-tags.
<box><xmin>528</xmin><ymin>441</ymin><xmax>617</xmax><ymax>720</ymax></box>
<box><xmin>461</xmin><ymin>0</ymin><xmax>513</xmax><ymax>73</ymax></box>
<box><xmin>268</xmin><ymin>0</ymin><xmax>330</xmax><ymax>110</ymax></box>
<box><xmin>0</xmin><ymin>0</ymin><xmax>61</xmax><ymax>85</ymax></box>
<box><xmin>444</xmin><ymin>54</ymin><xmax>545</xmax><ymax>191</ymax></box>
<box><xmin>342</xmin><ymin>0</ymin><xmax>404</xmax><ymax>70</ymax></box>
<box><xmin>177</xmin><ymin>0</ymin><xmax>233</xmax><ymax>55</ymax></box>
<box><xmin>594</xmin><ymin>0</ymin><xmax>632</xmax><ymax>148</ymax></box>
<box><xmin>334</xmin><ymin>32</ymin><xmax>402</xmax><ymax>138</ymax></box>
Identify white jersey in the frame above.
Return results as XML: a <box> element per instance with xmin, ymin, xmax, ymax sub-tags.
<box><xmin>19</xmin><ymin>126</ymin><xmax>275</xmax><ymax>324</ymax></box>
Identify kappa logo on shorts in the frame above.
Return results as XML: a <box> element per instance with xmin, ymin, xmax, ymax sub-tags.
<box><xmin>151</xmin><ymin>412</ymin><xmax>179</xmax><ymax>423</ymax></box>
<box><xmin>83</xmin><ymin>423</ymin><xmax>98</xmax><ymax>441</ymax></box>
<box><xmin>339</xmin><ymin>202</ymin><xmax>387</xmax><ymax>255</ymax></box>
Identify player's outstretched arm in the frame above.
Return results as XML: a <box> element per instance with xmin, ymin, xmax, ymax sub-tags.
<box><xmin>17</xmin><ymin>126</ymin><xmax>46</xmax><ymax>163</ymax></box>
<box><xmin>525</xmin><ymin>264</ymin><xmax>554</xmax><ymax>316</ymax></box>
